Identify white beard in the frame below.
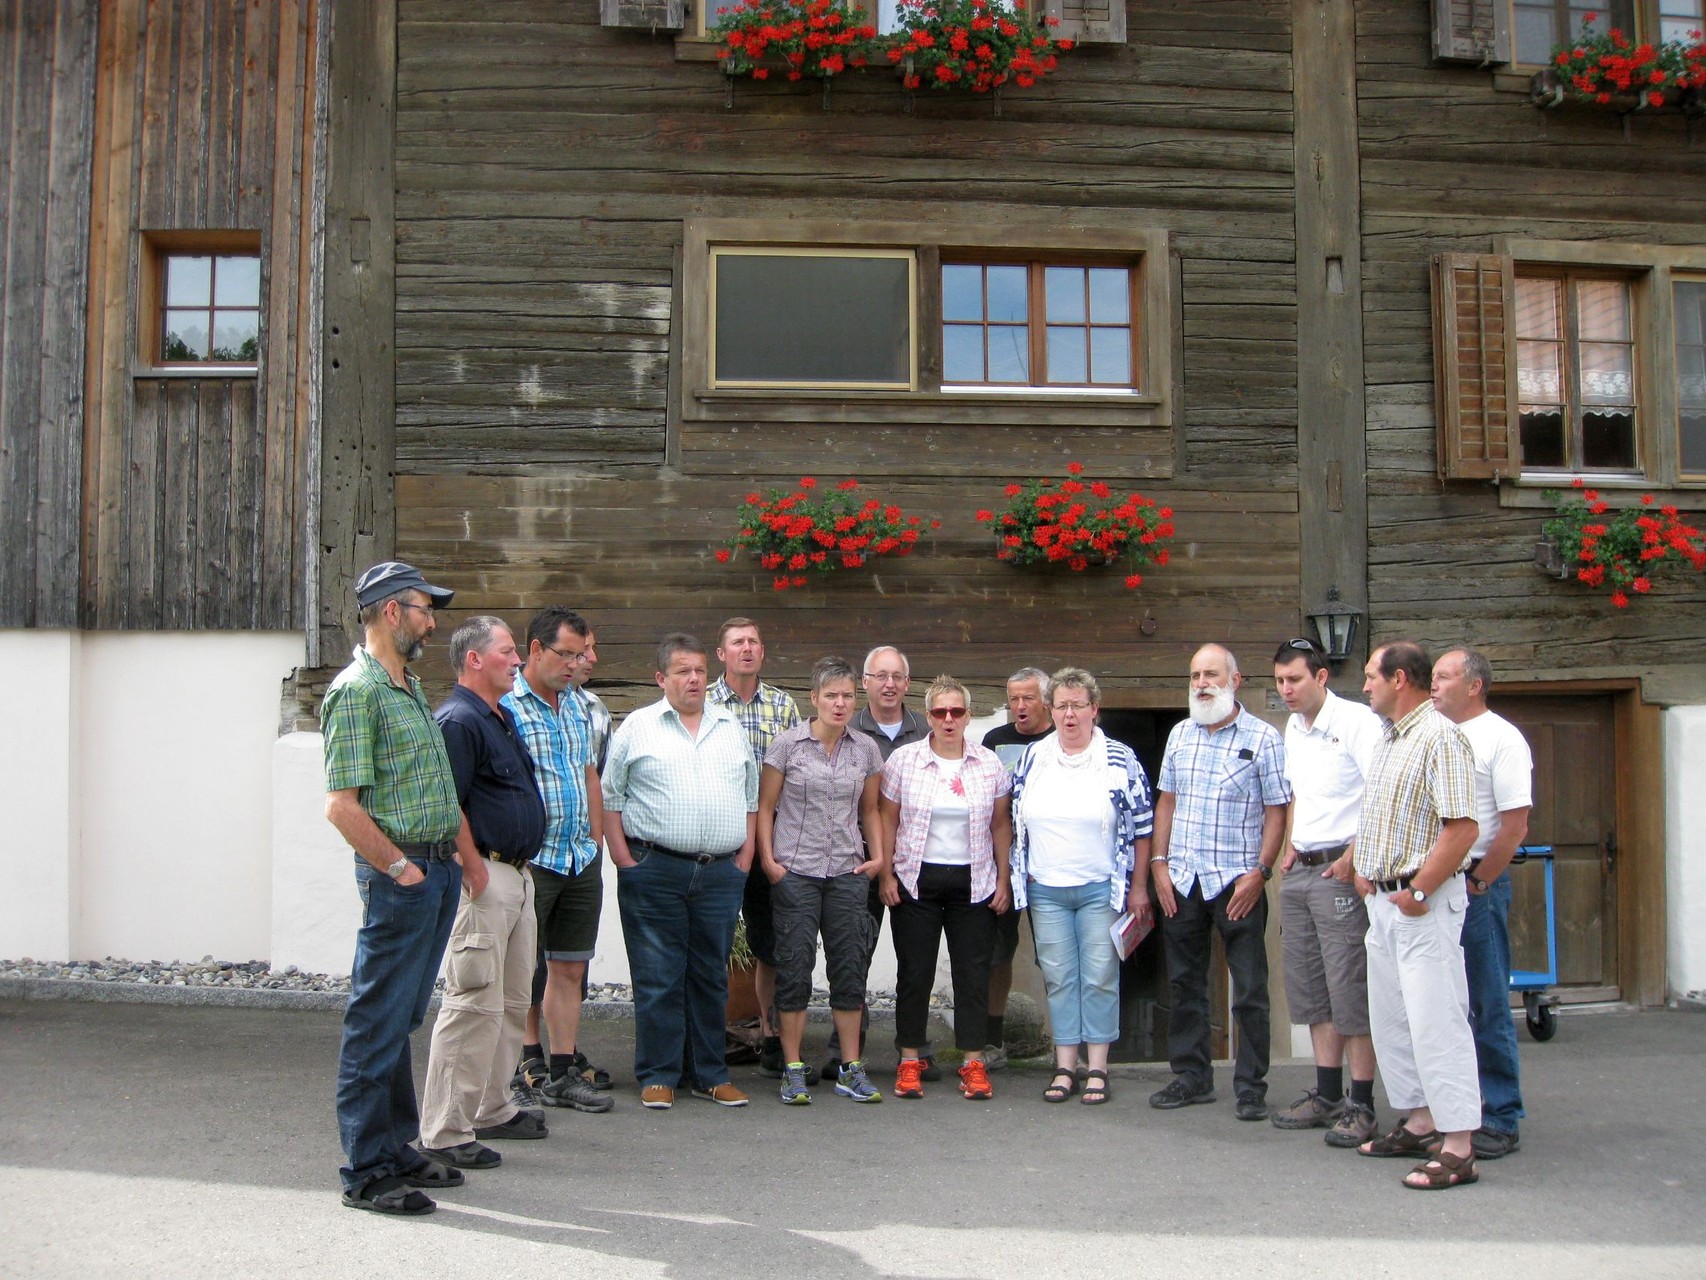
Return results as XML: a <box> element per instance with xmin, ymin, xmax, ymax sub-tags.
<box><xmin>1187</xmin><ymin>682</ymin><xmax>1236</xmax><ymax>726</ymax></box>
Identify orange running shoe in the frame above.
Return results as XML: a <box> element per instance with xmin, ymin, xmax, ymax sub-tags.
<box><xmin>894</xmin><ymin>1057</ymin><xmax>926</xmax><ymax>1099</ymax></box>
<box><xmin>959</xmin><ymin>1059</ymin><xmax>994</xmax><ymax>1100</ymax></box>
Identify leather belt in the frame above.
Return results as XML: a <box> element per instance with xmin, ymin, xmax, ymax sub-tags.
<box><xmin>629</xmin><ymin>838</ymin><xmax>737</xmax><ymax>866</ymax></box>
<box><xmin>484</xmin><ymin>849</ymin><xmax>534</xmax><ymax>868</ymax></box>
<box><xmin>1373</xmin><ymin>870</ymin><xmax>1461</xmax><ymax>894</ymax></box>
<box><xmin>1294</xmin><ymin>844</ymin><xmax>1349</xmax><ymax>868</ymax></box>
<box><xmin>394</xmin><ymin>839</ymin><xmax>457</xmax><ymax>860</ymax></box>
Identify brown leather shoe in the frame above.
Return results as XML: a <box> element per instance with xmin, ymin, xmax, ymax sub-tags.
<box><xmin>690</xmin><ymin>1082</ymin><xmax>749</xmax><ymax>1107</ymax></box>
<box><xmin>639</xmin><ymin>1084</ymin><xmax>674</xmax><ymax>1110</ymax></box>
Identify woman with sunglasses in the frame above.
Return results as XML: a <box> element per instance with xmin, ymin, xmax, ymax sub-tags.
<box><xmin>879</xmin><ymin>675</ymin><xmax>1013</xmax><ymax>1101</ymax></box>
<box><xmin>1009</xmin><ymin>667</ymin><xmax>1154</xmax><ymax>1106</ymax></box>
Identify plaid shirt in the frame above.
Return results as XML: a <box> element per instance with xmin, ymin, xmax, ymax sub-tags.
<box><xmin>1355</xmin><ymin>701</ymin><xmax>1477</xmax><ymax>882</ymax></box>
<box><xmin>321</xmin><ymin>646</ymin><xmax>461</xmax><ymax>844</ymax></box>
<box><xmin>576</xmin><ymin>686</ymin><xmax>613</xmax><ymax>773</ymax></box>
<box><xmin>880</xmin><ymin>739</ymin><xmax>1012</xmax><ymax>900</ymax></box>
<box><xmin>708</xmin><ymin>677</ymin><xmax>800</xmax><ymax>763</ymax></box>
<box><xmin>1157</xmin><ymin>705</ymin><xmax>1291</xmax><ymax>899</ymax></box>
<box><xmin>602</xmin><ymin>698</ymin><xmax>759</xmax><ymax>855</ymax></box>
<box><xmin>504</xmin><ymin>671</ymin><xmax>599</xmax><ymax>876</ymax></box>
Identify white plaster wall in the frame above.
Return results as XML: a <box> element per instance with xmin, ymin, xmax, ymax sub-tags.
<box><xmin>1664</xmin><ymin>706</ymin><xmax>1706</xmax><ymax>1000</ymax></box>
<box><xmin>75</xmin><ymin>633</ymin><xmax>304</xmax><ymax>960</ymax></box>
<box><xmin>0</xmin><ymin>631</ymin><xmax>78</xmax><ymax>959</ymax></box>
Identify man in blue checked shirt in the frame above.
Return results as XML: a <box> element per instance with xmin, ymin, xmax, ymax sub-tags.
<box><xmin>1149</xmin><ymin>644</ymin><xmax>1291</xmax><ymax>1121</ymax></box>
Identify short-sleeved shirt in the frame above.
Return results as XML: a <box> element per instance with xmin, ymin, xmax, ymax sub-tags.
<box><xmin>881</xmin><ymin>739</ymin><xmax>1011</xmax><ymax>900</ymax></box>
<box><xmin>708</xmin><ymin>677</ymin><xmax>801</xmax><ymax>763</ymax></box>
<box><xmin>982</xmin><ymin>721</ymin><xmax>1054</xmax><ymax>774</ymax></box>
<box><xmin>1355</xmin><ymin>701</ymin><xmax>1478</xmax><ymax>881</ymax></box>
<box><xmin>321</xmin><ymin>646</ymin><xmax>460</xmax><ymax>844</ymax></box>
<box><xmin>602</xmin><ymin>698</ymin><xmax>759</xmax><ymax>855</ymax></box>
<box><xmin>504</xmin><ymin>671</ymin><xmax>599</xmax><ymax>876</ymax></box>
<box><xmin>762</xmin><ymin>721</ymin><xmax>884</xmax><ymax>877</ymax></box>
<box><xmin>576</xmin><ymin>686</ymin><xmax>613</xmax><ymax>773</ymax></box>
<box><xmin>1284</xmin><ymin>690</ymin><xmax>1381</xmax><ymax>852</ymax></box>
<box><xmin>1157</xmin><ymin>705</ymin><xmax>1291</xmax><ymax>898</ymax></box>
<box><xmin>434</xmin><ymin>684</ymin><xmax>548</xmax><ymax>864</ymax></box>
<box><xmin>1456</xmin><ymin>711</ymin><xmax>1534</xmax><ymax>861</ymax></box>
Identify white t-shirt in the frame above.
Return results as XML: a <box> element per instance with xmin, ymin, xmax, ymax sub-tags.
<box><xmin>1284</xmin><ymin>690</ymin><xmax>1381</xmax><ymax>851</ymax></box>
<box><xmin>1021</xmin><ymin>754</ymin><xmax>1116</xmax><ymax>886</ymax></box>
<box><xmin>922</xmin><ymin>756</ymin><xmax>972</xmax><ymax>865</ymax></box>
<box><xmin>1456</xmin><ymin>710</ymin><xmax>1534</xmax><ymax>860</ymax></box>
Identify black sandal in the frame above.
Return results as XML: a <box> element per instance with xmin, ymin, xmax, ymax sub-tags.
<box><xmin>342</xmin><ymin>1174</ymin><xmax>436</xmax><ymax>1215</ymax></box>
<box><xmin>1043</xmin><ymin>1069</ymin><xmax>1078</xmax><ymax>1103</ymax></box>
<box><xmin>1080</xmin><ymin>1070</ymin><xmax>1110</xmax><ymax>1105</ymax></box>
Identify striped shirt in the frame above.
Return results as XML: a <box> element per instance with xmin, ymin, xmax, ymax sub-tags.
<box><xmin>708</xmin><ymin>677</ymin><xmax>801</xmax><ymax>763</ymax></box>
<box><xmin>504</xmin><ymin>671</ymin><xmax>599</xmax><ymax>876</ymax></box>
<box><xmin>880</xmin><ymin>739</ymin><xmax>1012</xmax><ymax>900</ymax></box>
<box><xmin>602</xmin><ymin>697</ymin><xmax>759</xmax><ymax>855</ymax></box>
<box><xmin>1354</xmin><ymin>701</ymin><xmax>1478</xmax><ymax>882</ymax></box>
<box><xmin>576</xmin><ymin>686</ymin><xmax>613</xmax><ymax>773</ymax></box>
<box><xmin>1157</xmin><ymin>705</ymin><xmax>1291</xmax><ymax>899</ymax></box>
<box><xmin>1009</xmin><ymin>730</ymin><xmax>1154</xmax><ymax>912</ymax></box>
<box><xmin>321</xmin><ymin>646</ymin><xmax>460</xmax><ymax>844</ymax></box>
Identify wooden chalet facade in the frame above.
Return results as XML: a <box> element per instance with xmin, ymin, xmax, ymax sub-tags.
<box><xmin>4</xmin><ymin>0</ymin><xmax>1704</xmax><ymax>1008</ymax></box>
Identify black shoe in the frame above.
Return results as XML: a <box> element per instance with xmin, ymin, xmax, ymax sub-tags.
<box><xmin>399</xmin><ymin>1152</ymin><xmax>464</xmax><ymax>1188</ymax></box>
<box><xmin>474</xmin><ymin>1110</ymin><xmax>549</xmax><ymax>1140</ymax></box>
<box><xmin>342</xmin><ymin>1174</ymin><xmax>435</xmax><ymax>1215</ymax></box>
<box><xmin>1472</xmin><ymin>1126</ymin><xmax>1521</xmax><ymax>1159</ymax></box>
<box><xmin>920</xmin><ymin>1055</ymin><xmax>942</xmax><ymax>1083</ymax></box>
<box><xmin>821</xmin><ymin>1056</ymin><xmax>842</xmax><ymax>1082</ymax></box>
<box><xmin>570</xmin><ymin>1049</ymin><xmax>614</xmax><ymax>1091</ymax></box>
<box><xmin>420</xmin><ymin>1140</ymin><xmax>501</xmax><ymax>1170</ymax></box>
<box><xmin>1234</xmin><ymin>1092</ymin><xmax>1269</xmax><ymax>1122</ymax></box>
<box><xmin>1149</xmin><ymin>1076</ymin><xmax>1216</xmax><ymax>1109</ymax></box>
<box><xmin>759</xmin><ymin>1035</ymin><xmax>785</xmax><ymax>1078</ymax></box>
<box><xmin>540</xmin><ymin>1070</ymin><xmax>616</xmax><ymax>1113</ymax></box>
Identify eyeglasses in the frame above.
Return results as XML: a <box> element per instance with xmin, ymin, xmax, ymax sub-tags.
<box><xmin>864</xmin><ymin>671</ymin><xmax>908</xmax><ymax>684</ymax></box>
<box><xmin>396</xmin><ymin>601</ymin><xmax>435</xmax><ymax>618</ymax></box>
<box><xmin>544</xmin><ymin>643</ymin><xmax>590</xmax><ymax>665</ymax></box>
<box><xmin>1052</xmin><ymin>701</ymin><xmax>1093</xmax><ymax>713</ymax></box>
<box><xmin>928</xmin><ymin>706</ymin><xmax>969</xmax><ymax>721</ymax></box>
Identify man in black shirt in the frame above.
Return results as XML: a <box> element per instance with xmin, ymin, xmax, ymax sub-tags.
<box><xmin>418</xmin><ymin>617</ymin><xmax>549</xmax><ymax>1171</ymax></box>
<box><xmin>980</xmin><ymin>666</ymin><xmax>1054</xmax><ymax>1068</ymax></box>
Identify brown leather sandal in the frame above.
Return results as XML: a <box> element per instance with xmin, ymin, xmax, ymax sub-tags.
<box><xmin>1403</xmin><ymin>1150</ymin><xmax>1479</xmax><ymax>1190</ymax></box>
<box><xmin>1359</xmin><ymin>1123</ymin><xmax>1445</xmax><ymax>1158</ymax></box>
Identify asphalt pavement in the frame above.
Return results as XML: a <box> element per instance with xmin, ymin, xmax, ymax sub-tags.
<box><xmin>4</xmin><ymin>998</ymin><xmax>1702</xmax><ymax>1279</ymax></box>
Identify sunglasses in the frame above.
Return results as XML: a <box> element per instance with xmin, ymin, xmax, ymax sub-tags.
<box><xmin>1284</xmin><ymin>638</ymin><xmax>1318</xmax><ymax>652</ymax></box>
<box><xmin>928</xmin><ymin>706</ymin><xmax>970</xmax><ymax>721</ymax></box>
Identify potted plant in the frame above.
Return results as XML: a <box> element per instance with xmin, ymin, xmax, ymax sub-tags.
<box><xmin>1534</xmin><ymin>17</ymin><xmax>1706</xmax><ymax>110</ymax></box>
<box><xmin>1540</xmin><ymin>479</ymin><xmax>1706</xmax><ymax>608</ymax></box>
<box><xmin>716</xmin><ymin>476</ymin><xmax>939</xmax><ymax>591</ymax></box>
<box><xmin>976</xmin><ymin>462</ymin><xmax>1175</xmax><ymax>589</ymax></box>
<box><xmin>886</xmin><ymin>0</ymin><xmax>1072</xmax><ymax>95</ymax></box>
<box><xmin>712</xmin><ymin>0</ymin><xmax>878</xmax><ymax>83</ymax></box>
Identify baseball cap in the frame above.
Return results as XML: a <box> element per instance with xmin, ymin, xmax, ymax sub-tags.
<box><xmin>354</xmin><ymin>561</ymin><xmax>455</xmax><ymax>609</ymax></box>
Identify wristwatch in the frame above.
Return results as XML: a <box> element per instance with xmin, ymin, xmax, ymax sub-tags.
<box><xmin>1410</xmin><ymin>886</ymin><xmax>1428</xmax><ymax>905</ymax></box>
<box><xmin>385</xmin><ymin>856</ymin><xmax>411</xmax><ymax>880</ymax></box>
<box><xmin>1256</xmin><ymin>863</ymin><xmax>1273</xmax><ymax>882</ymax></box>
<box><xmin>1468</xmin><ymin>871</ymin><xmax>1488</xmax><ymax>892</ymax></box>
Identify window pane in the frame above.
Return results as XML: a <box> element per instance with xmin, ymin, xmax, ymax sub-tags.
<box><xmin>1515</xmin><ymin>277</ymin><xmax>1562</xmax><ymax>340</ymax></box>
<box><xmin>1520</xmin><ymin>409</ymin><xmax>1567</xmax><ymax>468</ymax></box>
<box><xmin>943</xmin><ymin>324</ymin><xmax>985</xmax><ymax>382</ymax></box>
<box><xmin>943</xmin><ymin>265</ymin><xmax>983</xmax><ymax>322</ymax></box>
<box><xmin>163</xmin><ymin>311</ymin><xmax>209</xmax><ymax>360</ymax></box>
<box><xmin>1675</xmin><ymin>280</ymin><xmax>1706</xmax><ymax>472</ymax></box>
<box><xmin>1044</xmin><ymin>268</ymin><xmax>1086</xmax><ymax>324</ymax></box>
<box><xmin>1576</xmin><ymin>280</ymin><xmax>1630</xmax><ymax>341</ymax></box>
<box><xmin>1045</xmin><ymin>326</ymin><xmax>1087</xmax><ymax>383</ymax></box>
<box><xmin>1089</xmin><ymin>327</ymin><xmax>1131</xmax><ymax>384</ymax></box>
<box><xmin>1579</xmin><ymin>342</ymin><xmax>1633</xmax><ymax>403</ymax></box>
<box><xmin>988</xmin><ymin>325</ymin><xmax>1029</xmax><ymax>382</ymax></box>
<box><xmin>1513</xmin><ymin>2</ymin><xmax>1557</xmax><ymax>63</ymax></box>
<box><xmin>212</xmin><ymin>311</ymin><xmax>259</xmax><ymax>362</ymax></box>
<box><xmin>165</xmin><ymin>256</ymin><xmax>212</xmax><ymax>307</ymax></box>
<box><xmin>214</xmin><ymin>256</ymin><xmax>261</xmax><ymax>307</ymax></box>
<box><xmin>713</xmin><ymin>253</ymin><xmax>912</xmax><ymax>386</ymax></box>
<box><xmin>1582</xmin><ymin>410</ymin><xmax>1636</xmax><ymax>470</ymax></box>
<box><xmin>986</xmin><ymin>266</ymin><xmax>1027</xmax><ymax>323</ymax></box>
<box><xmin>1517</xmin><ymin>340</ymin><xmax>1563</xmax><ymax>401</ymax></box>
<box><xmin>1088</xmin><ymin>268</ymin><xmax>1130</xmax><ymax>324</ymax></box>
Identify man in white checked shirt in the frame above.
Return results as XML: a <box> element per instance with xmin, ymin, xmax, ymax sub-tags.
<box><xmin>603</xmin><ymin>633</ymin><xmax>760</xmax><ymax>1111</ymax></box>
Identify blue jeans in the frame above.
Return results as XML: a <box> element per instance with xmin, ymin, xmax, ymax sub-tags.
<box><xmin>617</xmin><ymin>850</ymin><xmax>746</xmax><ymax>1088</ymax></box>
<box><xmin>1028</xmin><ymin>880</ymin><xmax>1120</xmax><ymax>1046</ymax></box>
<box><xmin>1462</xmin><ymin>871</ymin><xmax>1524</xmax><ymax>1134</ymax></box>
<box><xmin>336</xmin><ymin>856</ymin><xmax>461</xmax><ymax>1192</ymax></box>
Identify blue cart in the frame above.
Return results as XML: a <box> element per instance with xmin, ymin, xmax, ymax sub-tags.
<box><xmin>1508</xmin><ymin>844</ymin><xmax>1559</xmax><ymax>1041</ymax></box>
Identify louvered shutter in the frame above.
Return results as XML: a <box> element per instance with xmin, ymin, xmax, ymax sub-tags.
<box><xmin>601</xmin><ymin>0</ymin><xmax>685</xmax><ymax>30</ymax></box>
<box><xmin>1041</xmin><ymin>0</ymin><xmax>1125</xmax><ymax>45</ymax></box>
<box><xmin>1433</xmin><ymin>253</ymin><xmax>1521</xmax><ymax>481</ymax></box>
<box><xmin>1431</xmin><ymin>0</ymin><xmax>1510</xmax><ymax>64</ymax></box>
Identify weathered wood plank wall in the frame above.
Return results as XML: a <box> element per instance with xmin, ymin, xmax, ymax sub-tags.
<box><xmin>1356</xmin><ymin>2</ymin><xmax>1706</xmax><ymax>679</ymax></box>
<box><xmin>81</xmin><ymin>0</ymin><xmax>315</xmax><ymax>630</ymax></box>
<box><xmin>388</xmin><ymin>1</ymin><xmax>1305</xmax><ymax>706</ymax></box>
<box><xmin>0</xmin><ymin>1</ymin><xmax>96</xmax><ymax>627</ymax></box>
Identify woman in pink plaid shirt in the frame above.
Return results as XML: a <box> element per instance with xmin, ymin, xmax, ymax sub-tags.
<box><xmin>878</xmin><ymin>675</ymin><xmax>1013</xmax><ymax>1102</ymax></box>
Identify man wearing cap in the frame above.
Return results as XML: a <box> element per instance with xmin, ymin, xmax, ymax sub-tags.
<box><xmin>323</xmin><ymin>561</ymin><xmax>488</xmax><ymax>1216</ymax></box>
<box><xmin>417</xmin><ymin>617</ymin><xmax>551</xmax><ymax>1171</ymax></box>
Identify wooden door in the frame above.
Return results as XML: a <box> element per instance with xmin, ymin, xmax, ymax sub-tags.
<box><xmin>1489</xmin><ymin>694</ymin><xmax>1619</xmax><ymax>1001</ymax></box>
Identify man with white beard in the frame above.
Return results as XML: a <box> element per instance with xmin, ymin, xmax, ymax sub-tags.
<box><xmin>1149</xmin><ymin>644</ymin><xmax>1291</xmax><ymax>1120</ymax></box>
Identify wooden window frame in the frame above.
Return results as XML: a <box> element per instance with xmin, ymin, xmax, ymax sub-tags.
<box><xmin>1487</xmin><ymin>0</ymin><xmax>1700</xmax><ymax>88</ymax></box>
<box><xmin>1673</xmin><ymin>272</ymin><xmax>1706</xmax><ymax>481</ymax></box>
<box><xmin>138</xmin><ymin>230</ymin><xmax>263</xmax><ymax>376</ymax></box>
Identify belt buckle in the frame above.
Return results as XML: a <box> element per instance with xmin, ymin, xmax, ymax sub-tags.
<box><xmin>694</xmin><ymin>851</ymin><xmax>715</xmax><ymax>866</ymax></box>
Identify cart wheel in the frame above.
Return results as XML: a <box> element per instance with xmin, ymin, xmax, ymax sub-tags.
<box><xmin>1526</xmin><ymin>1002</ymin><xmax>1557</xmax><ymax>1042</ymax></box>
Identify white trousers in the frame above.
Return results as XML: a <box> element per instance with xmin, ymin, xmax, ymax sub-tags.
<box><xmin>1364</xmin><ymin>877</ymin><xmax>1482</xmax><ymax>1134</ymax></box>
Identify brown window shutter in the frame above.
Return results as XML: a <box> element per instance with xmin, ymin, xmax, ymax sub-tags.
<box><xmin>1042</xmin><ymin>0</ymin><xmax>1125</xmax><ymax>45</ymax></box>
<box><xmin>1431</xmin><ymin>0</ymin><xmax>1510</xmax><ymax>64</ymax></box>
<box><xmin>601</xmin><ymin>0</ymin><xmax>685</xmax><ymax>29</ymax></box>
<box><xmin>1433</xmin><ymin>253</ymin><xmax>1519</xmax><ymax>481</ymax></box>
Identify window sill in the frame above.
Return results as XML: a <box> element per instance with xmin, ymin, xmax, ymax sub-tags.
<box><xmin>1500</xmin><ymin>476</ymin><xmax>1706</xmax><ymax>511</ymax></box>
<box><xmin>688</xmin><ymin>385</ymin><xmax>1167</xmax><ymax>427</ymax></box>
<box><xmin>134</xmin><ymin>365</ymin><xmax>259</xmax><ymax>379</ymax></box>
